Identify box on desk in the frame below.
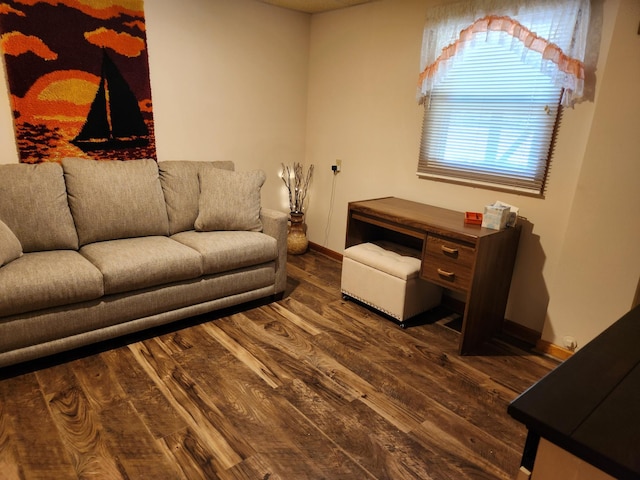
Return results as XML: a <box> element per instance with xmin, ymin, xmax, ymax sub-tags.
<box><xmin>482</xmin><ymin>203</ymin><xmax>511</xmax><ymax>230</ymax></box>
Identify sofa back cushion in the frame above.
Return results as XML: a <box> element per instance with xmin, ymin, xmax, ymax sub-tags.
<box><xmin>0</xmin><ymin>162</ymin><xmax>79</xmax><ymax>252</ymax></box>
<box><xmin>63</xmin><ymin>158</ymin><xmax>170</xmax><ymax>245</ymax></box>
<box><xmin>0</xmin><ymin>219</ymin><xmax>23</xmax><ymax>266</ymax></box>
<box><xmin>158</xmin><ymin>160</ymin><xmax>234</xmax><ymax>235</ymax></box>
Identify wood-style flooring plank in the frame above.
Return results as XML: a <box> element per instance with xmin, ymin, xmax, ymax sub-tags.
<box><xmin>0</xmin><ymin>384</ymin><xmax>26</xmax><ymax>480</ymax></box>
<box><xmin>279</xmin><ymin>296</ymin><xmax>521</xmax><ymax>479</ymax></box>
<box><xmin>0</xmin><ymin>373</ymin><xmax>77</xmax><ymax>479</ymax></box>
<box><xmin>200</xmin><ymin>322</ymin><xmax>282</xmax><ymax>389</ymax></box>
<box><xmin>127</xmin><ymin>338</ymin><xmax>252</xmax><ymax>470</ymax></box>
<box><xmin>178</xmin><ymin>344</ymin><xmax>357</xmax><ymax>479</ymax></box>
<box><xmin>99</xmin><ymin>345</ymin><xmax>189</xmax><ymax>440</ymax></box>
<box><xmin>223</xmin><ymin>453</ymin><xmax>285</xmax><ymax>480</ymax></box>
<box><xmin>238</xmin><ymin>308</ymin><xmax>427</xmax><ymax>433</ymax></box>
<box><xmin>69</xmin><ymin>354</ymin><xmax>186</xmax><ymax>480</ymax></box>
<box><xmin>162</xmin><ymin>427</ymin><xmax>222</xmax><ymax>480</ymax></box>
<box><xmin>35</xmin><ymin>361</ymin><xmax>126</xmax><ymax>479</ymax></box>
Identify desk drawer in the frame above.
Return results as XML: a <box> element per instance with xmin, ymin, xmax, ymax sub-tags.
<box><xmin>421</xmin><ymin>236</ymin><xmax>475</xmax><ymax>291</ymax></box>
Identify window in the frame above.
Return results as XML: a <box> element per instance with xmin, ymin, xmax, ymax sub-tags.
<box><xmin>419</xmin><ymin>30</ymin><xmax>561</xmax><ymax>194</ymax></box>
<box><xmin>416</xmin><ymin>1</ymin><xmax>591</xmax><ymax>196</ymax></box>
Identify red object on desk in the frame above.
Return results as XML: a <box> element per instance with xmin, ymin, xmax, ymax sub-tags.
<box><xmin>464</xmin><ymin>212</ymin><xmax>483</xmax><ymax>225</ymax></box>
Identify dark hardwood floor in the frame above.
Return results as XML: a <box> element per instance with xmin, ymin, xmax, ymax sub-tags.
<box><xmin>0</xmin><ymin>250</ymin><xmax>558</xmax><ymax>479</ymax></box>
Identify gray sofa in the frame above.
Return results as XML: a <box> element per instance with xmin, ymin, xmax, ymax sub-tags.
<box><xmin>0</xmin><ymin>158</ymin><xmax>287</xmax><ymax>368</ymax></box>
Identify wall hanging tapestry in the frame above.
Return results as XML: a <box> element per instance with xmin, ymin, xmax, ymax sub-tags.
<box><xmin>0</xmin><ymin>0</ymin><xmax>156</xmax><ymax>163</ymax></box>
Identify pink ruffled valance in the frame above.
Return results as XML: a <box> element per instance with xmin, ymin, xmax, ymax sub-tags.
<box><xmin>418</xmin><ymin>14</ymin><xmax>585</xmax><ymax>87</ymax></box>
<box><xmin>416</xmin><ymin>0</ymin><xmax>590</xmax><ymax>107</ymax></box>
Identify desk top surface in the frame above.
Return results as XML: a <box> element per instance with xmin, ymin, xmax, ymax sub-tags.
<box><xmin>348</xmin><ymin>197</ymin><xmax>503</xmax><ymax>242</ymax></box>
<box><xmin>508</xmin><ymin>305</ymin><xmax>640</xmax><ymax>480</ymax></box>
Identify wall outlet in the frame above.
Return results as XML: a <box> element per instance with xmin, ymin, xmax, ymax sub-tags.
<box><xmin>562</xmin><ymin>335</ymin><xmax>577</xmax><ymax>351</ymax></box>
<box><xmin>331</xmin><ymin>159</ymin><xmax>342</xmax><ymax>173</ymax></box>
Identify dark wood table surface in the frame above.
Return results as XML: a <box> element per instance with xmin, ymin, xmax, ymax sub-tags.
<box><xmin>508</xmin><ymin>304</ymin><xmax>640</xmax><ymax>480</ymax></box>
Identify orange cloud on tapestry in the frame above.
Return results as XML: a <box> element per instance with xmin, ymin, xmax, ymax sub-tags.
<box><xmin>0</xmin><ymin>0</ymin><xmax>156</xmax><ymax>163</ymax></box>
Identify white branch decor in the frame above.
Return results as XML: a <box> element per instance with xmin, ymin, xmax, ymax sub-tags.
<box><xmin>281</xmin><ymin>162</ymin><xmax>314</xmax><ymax>214</ymax></box>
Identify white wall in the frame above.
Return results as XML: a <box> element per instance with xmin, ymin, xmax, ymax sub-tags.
<box><xmin>147</xmin><ymin>0</ymin><xmax>310</xmax><ymax>211</ymax></box>
<box><xmin>542</xmin><ymin>0</ymin><xmax>640</xmax><ymax>348</ymax></box>
<box><xmin>304</xmin><ymin>0</ymin><xmax>639</xmax><ymax>349</ymax></box>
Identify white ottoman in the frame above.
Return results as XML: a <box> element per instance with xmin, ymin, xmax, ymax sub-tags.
<box><xmin>341</xmin><ymin>241</ymin><xmax>442</xmax><ymax>324</ymax></box>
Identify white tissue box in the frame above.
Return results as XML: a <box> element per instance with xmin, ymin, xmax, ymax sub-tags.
<box><xmin>482</xmin><ymin>204</ymin><xmax>511</xmax><ymax>230</ymax></box>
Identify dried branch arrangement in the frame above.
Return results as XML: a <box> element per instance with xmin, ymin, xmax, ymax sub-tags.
<box><xmin>281</xmin><ymin>162</ymin><xmax>314</xmax><ymax>214</ymax></box>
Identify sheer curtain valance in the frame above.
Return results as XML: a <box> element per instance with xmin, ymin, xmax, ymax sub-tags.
<box><xmin>417</xmin><ymin>0</ymin><xmax>591</xmax><ymax>107</ymax></box>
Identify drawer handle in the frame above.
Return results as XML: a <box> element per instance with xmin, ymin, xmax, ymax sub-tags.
<box><xmin>437</xmin><ymin>268</ymin><xmax>456</xmax><ymax>279</ymax></box>
<box><xmin>441</xmin><ymin>245</ymin><xmax>458</xmax><ymax>255</ymax></box>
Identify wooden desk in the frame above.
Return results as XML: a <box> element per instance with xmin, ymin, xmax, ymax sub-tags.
<box><xmin>508</xmin><ymin>305</ymin><xmax>640</xmax><ymax>480</ymax></box>
<box><xmin>345</xmin><ymin>197</ymin><xmax>521</xmax><ymax>354</ymax></box>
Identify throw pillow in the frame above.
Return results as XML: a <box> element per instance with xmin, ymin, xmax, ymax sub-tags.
<box><xmin>195</xmin><ymin>168</ymin><xmax>266</xmax><ymax>232</ymax></box>
<box><xmin>0</xmin><ymin>219</ymin><xmax>23</xmax><ymax>267</ymax></box>
<box><xmin>159</xmin><ymin>160</ymin><xmax>234</xmax><ymax>234</ymax></box>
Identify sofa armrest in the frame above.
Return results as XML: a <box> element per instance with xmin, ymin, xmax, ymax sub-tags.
<box><xmin>260</xmin><ymin>208</ymin><xmax>287</xmax><ymax>295</ymax></box>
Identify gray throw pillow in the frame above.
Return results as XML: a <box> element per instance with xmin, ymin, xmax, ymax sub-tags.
<box><xmin>0</xmin><ymin>219</ymin><xmax>23</xmax><ymax>267</ymax></box>
<box><xmin>195</xmin><ymin>168</ymin><xmax>265</xmax><ymax>232</ymax></box>
<box><xmin>159</xmin><ymin>160</ymin><xmax>234</xmax><ymax>234</ymax></box>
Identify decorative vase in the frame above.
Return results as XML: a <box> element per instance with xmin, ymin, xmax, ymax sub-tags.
<box><xmin>287</xmin><ymin>212</ymin><xmax>308</xmax><ymax>255</ymax></box>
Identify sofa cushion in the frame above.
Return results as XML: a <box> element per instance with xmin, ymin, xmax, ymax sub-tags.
<box><xmin>80</xmin><ymin>236</ymin><xmax>203</xmax><ymax>295</ymax></box>
<box><xmin>0</xmin><ymin>162</ymin><xmax>79</xmax><ymax>252</ymax></box>
<box><xmin>63</xmin><ymin>158</ymin><xmax>170</xmax><ymax>245</ymax></box>
<box><xmin>195</xmin><ymin>168</ymin><xmax>265</xmax><ymax>232</ymax></box>
<box><xmin>0</xmin><ymin>219</ymin><xmax>23</xmax><ymax>267</ymax></box>
<box><xmin>171</xmin><ymin>230</ymin><xmax>278</xmax><ymax>275</ymax></box>
<box><xmin>0</xmin><ymin>250</ymin><xmax>104</xmax><ymax>317</ymax></box>
<box><xmin>158</xmin><ymin>160</ymin><xmax>234</xmax><ymax>235</ymax></box>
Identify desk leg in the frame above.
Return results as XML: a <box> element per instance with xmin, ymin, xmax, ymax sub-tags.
<box><xmin>521</xmin><ymin>431</ymin><xmax>540</xmax><ymax>472</ymax></box>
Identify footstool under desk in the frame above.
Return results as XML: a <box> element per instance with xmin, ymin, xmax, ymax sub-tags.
<box><xmin>341</xmin><ymin>241</ymin><xmax>442</xmax><ymax>327</ymax></box>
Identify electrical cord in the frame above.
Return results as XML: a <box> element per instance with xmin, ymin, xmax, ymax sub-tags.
<box><xmin>323</xmin><ymin>170</ymin><xmax>338</xmax><ymax>247</ymax></box>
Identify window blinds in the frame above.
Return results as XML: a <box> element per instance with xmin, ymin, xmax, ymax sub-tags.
<box><xmin>417</xmin><ymin>31</ymin><xmax>562</xmax><ymax>195</ymax></box>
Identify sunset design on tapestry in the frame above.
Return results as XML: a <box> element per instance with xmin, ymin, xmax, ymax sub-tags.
<box><xmin>0</xmin><ymin>0</ymin><xmax>155</xmax><ymax>163</ymax></box>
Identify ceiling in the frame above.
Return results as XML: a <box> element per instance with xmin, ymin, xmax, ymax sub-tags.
<box><xmin>256</xmin><ymin>0</ymin><xmax>377</xmax><ymax>14</ymax></box>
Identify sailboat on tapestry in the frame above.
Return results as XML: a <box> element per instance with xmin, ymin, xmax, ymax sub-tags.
<box><xmin>0</xmin><ymin>0</ymin><xmax>156</xmax><ymax>163</ymax></box>
<box><xmin>72</xmin><ymin>49</ymin><xmax>149</xmax><ymax>152</ymax></box>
